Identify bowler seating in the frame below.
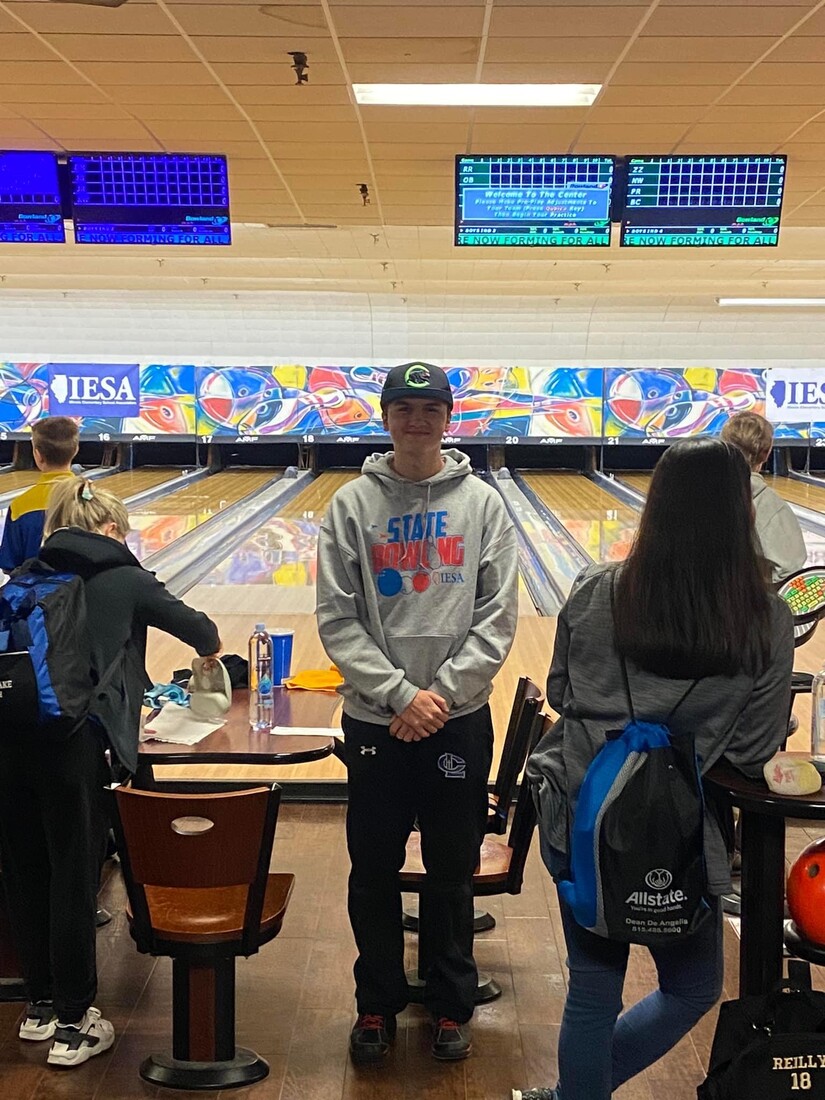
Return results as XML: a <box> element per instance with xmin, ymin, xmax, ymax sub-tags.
<box><xmin>109</xmin><ymin>783</ymin><xmax>293</xmax><ymax>1091</ymax></box>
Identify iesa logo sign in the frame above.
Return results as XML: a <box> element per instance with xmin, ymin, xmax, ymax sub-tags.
<box><xmin>47</xmin><ymin>363</ymin><xmax>141</xmax><ymax>417</ymax></box>
<box><xmin>766</xmin><ymin>368</ymin><xmax>825</xmax><ymax>423</ymax></box>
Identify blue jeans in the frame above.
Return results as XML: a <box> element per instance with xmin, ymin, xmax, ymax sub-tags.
<box><xmin>550</xmin><ymin>852</ymin><xmax>723</xmax><ymax>1099</ymax></box>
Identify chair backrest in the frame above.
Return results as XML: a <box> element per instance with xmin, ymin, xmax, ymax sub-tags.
<box><xmin>503</xmin><ymin>713</ymin><xmax>554</xmax><ymax>895</ymax></box>
<box><xmin>488</xmin><ymin>677</ymin><xmax>544</xmax><ymax>835</ymax></box>
<box><xmin>110</xmin><ymin>783</ymin><xmax>282</xmax><ymax>955</ymax></box>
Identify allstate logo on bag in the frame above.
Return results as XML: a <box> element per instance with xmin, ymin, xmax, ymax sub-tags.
<box><xmin>645</xmin><ymin>868</ymin><xmax>673</xmax><ymax>890</ymax></box>
<box><xmin>46</xmin><ymin>363</ymin><xmax>141</xmax><ymax>416</ymax></box>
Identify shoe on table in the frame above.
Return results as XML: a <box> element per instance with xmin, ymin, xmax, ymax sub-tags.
<box><xmin>19</xmin><ymin>1001</ymin><xmax>58</xmax><ymax>1041</ymax></box>
<box><xmin>512</xmin><ymin>1090</ymin><xmax>559</xmax><ymax>1100</ymax></box>
<box><xmin>431</xmin><ymin>1016</ymin><xmax>471</xmax><ymax>1061</ymax></box>
<box><xmin>47</xmin><ymin>1006</ymin><xmax>114</xmax><ymax>1068</ymax></box>
<box><xmin>349</xmin><ymin>1013</ymin><xmax>396</xmax><ymax>1065</ymax></box>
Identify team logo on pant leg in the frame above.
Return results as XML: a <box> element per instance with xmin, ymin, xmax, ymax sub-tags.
<box><xmin>438</xmin><ymin>753</ymin><xmax>466</xmax><ymax>779</ymax></box>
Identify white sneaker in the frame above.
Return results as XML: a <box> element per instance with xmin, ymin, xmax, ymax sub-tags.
<box><xmin>19</xmin><ymin>1001</ymin><xmax>58</xmax><ymax>1041</ymax></box>
<box><xmin>47</xmin><ymin>1006</ymin><xmax>114</xmax><ymax>1067</ymax></box>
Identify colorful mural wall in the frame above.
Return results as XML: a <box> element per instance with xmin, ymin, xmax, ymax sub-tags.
<box><xmin>0</xmin><ymin>360</ymin><xmax>819</xmax><ymax>443</ymax></box>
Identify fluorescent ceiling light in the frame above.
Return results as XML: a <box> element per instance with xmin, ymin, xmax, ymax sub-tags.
<box><xmin>718</xmin><ymin>298</ymin><xmax>825</xmax><ymax>307</ymax></box>
<box><xmin>352</xmin><ymin>83</ymin><xmax>601</xmax><ymax>107</ymax></box>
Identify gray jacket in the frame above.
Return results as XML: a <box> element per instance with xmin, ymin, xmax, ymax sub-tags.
<box><xmin>316</xmin><ymin>450</ymin><xmax>518</xmax><ymax>724</ymax></box>
<box><xmin>752</xmin><ymin>473</ymin><xmax>806</xmax><ymax>583</ymax></box>
<box><xmin>527</xmin><ymin>562</ymin><xmax>794</xmax><ymax>894</ymax></box>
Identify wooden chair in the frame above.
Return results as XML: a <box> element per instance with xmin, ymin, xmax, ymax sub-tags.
<box><xmin>109</xmin><ymin>783</ymin><xmax>294</xmax><ymax>1091</ymax></box>
<box><xmin>402</xmin><ymin>709</ymin><xmax>552</xmax><ymax>1004</ymax></box>
<box><xmin>403</xmin><ymin>676</ymin><xmax>545</xmax><ymax>934</ymax></box>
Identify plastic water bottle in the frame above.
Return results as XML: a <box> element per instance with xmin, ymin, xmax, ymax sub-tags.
<box><xmin>248</xmin><ymin>623</ymin><xmax>274</xmax><ymax>731</ymax></box>
<box><xmin>811</xmin><ymin>662</ymin><xmax>825</xmax><ymax>772</ymax></box>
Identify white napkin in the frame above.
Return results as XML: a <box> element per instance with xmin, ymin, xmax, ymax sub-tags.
<box><xmin>140</xmin><ymin>702</ymin><xmax>226</xmax><ymax>746</ymax></box>
<box><xmin>270</xmin><ymin>725</ymin><xmax>337</xmax><ymax>738</ymax></box>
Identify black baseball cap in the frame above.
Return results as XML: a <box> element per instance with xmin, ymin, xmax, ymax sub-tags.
<box><xmin>380</xmin><ymin>362</ymin><xmax>454</xmax><ymax>410</ymax></box>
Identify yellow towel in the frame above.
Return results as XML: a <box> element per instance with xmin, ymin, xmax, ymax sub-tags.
<box><xmin>283</xmin><ymin>666</ymin><xmax>344</xmax><ymax>693</ymax></box>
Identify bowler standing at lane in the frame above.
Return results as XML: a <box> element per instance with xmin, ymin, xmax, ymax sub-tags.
<box><xmin>316</xmin><ymin>363</ymin><xmax>518</xmax><ymax>1065</ymax></box>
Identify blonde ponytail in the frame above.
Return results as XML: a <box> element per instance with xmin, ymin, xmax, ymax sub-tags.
<box><xmin>44</xmin><ymin>478</ymin><xmax>131</xmax><ymax>539</ymax></box>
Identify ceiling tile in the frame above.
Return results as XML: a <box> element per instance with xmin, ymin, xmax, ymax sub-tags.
<box><xmin>340</xmin><ymin>36</ymin><xmax>479</xmax><ymax>63</ymax></box>
<box><xmin>0</xmin><ymin>34</ymin><xmax>59</xmax><ymax>61</ymax></box>
<box><xmin>484</xmin><ymin>36</ymin><xmax>626</xmax><ymax>63</ymax></box>
<box><xmin>489</xmin><ymin>6</ymin><xmax>647</xmax><ymax>37</ymax></box>
<box><xmin>643</xmin><ymin>6</ymin><xmax>811</xmax><ymax>37</ymax></box>
<box><xmin>80</xmin><ymin>62</ymin><xmax>217</xmax><ymax>86</ymax></box>
<box><xmin>612</xmin><ymin>63</ymin><xmax>746</xmax><ymax>86</ymax></box>
<box><xmin>191</xmin><ymin>36</ymin><xmax>339</xmax><ymax>64</ymax></box>
<box><xmin>740</xmin><ymin>64</ymin><xmax>825</xmax><ymax>85</ymax></box>
<box><xmin>44</xmin><ymin>33</ymin><xmax>195</xmax><ymax>64</ymax></box>
<box><xmin>167</xmin><ymin>4</ymin><xmax>330</xmax><ymax>37</ymax></box>
<box><xmin>2</xmin><ymin>2</ymin><xmax>172</xmax><ymax>34</ymax></box>
<box><xmin>330</xmin><ymin>6</ymin><xmax>485</xmax><ymax>36</ymax></box>
<box><xmin>626</xmin><ymin>36</ymin><xmax>769</xmax><ymax>63</ymax></box>
<box><xmin>104</xmin><ymin>85</ymin><xmax>231</xmax><ymax>105</ymax></box>
<box><xmin>597</xmin><ymin>85</ymin><xmax>728</xmax><ymax>106</ymax></box>
<box><xmin>0</xmin><ymin>60</ymin><xmax>78</xmax><ymax>84</ymax></box>
<box><xmin>211</xmin><ymin>62</ymin><xmax>346</xmax><ymax>86</ymax></box>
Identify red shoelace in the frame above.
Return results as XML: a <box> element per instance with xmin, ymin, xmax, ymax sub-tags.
<box><xmin>358</xmin><ymin>1014</ymin><xmax>386</xmax><ymax>1030</ymax></box>
<box><xmin>435</xmin><ymin>1017</ymin><xmax>461</xmax><ymax>1031</ymax></box>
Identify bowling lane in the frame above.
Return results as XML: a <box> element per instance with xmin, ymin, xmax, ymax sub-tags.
<box><xmin>624</xmin><ymin>470</ymin><xmax>825</xmax><ymax>566</ymax></box>
<box><xmin>764</xmin><ymin>474</ymin><xmax>825</xmax><ymax>513</ymax></box>
<box><xmin>127</xmin><ymin>468</ymin><xmax>278</xmax><ymax>559</ymax></box>
<box><xmin>0</xmin><ymin>469</ymin><xmax>50</xmax><ymax>492</ymax></box>
<box><xmin>102</xmin><ymin>467</ymin><xmax>187</xmax><ymax>499</ymax></box>
<box><xmin>521</xmin><ymin>471</ymin><xmax>638</xmax><ymax>564</ymax></box>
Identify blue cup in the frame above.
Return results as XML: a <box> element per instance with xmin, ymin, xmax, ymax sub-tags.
<box><xmin>271</xmin><ymin>630</ymin><xmax>294</xmax><ymax>686</ymax></box>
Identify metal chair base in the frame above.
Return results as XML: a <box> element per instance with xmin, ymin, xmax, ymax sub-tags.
<box><xmin>406</xmin><ymin>969</ymin><xmax>502</xmax><ymax>1005</ymax></box>
<box><xmin>140</xmin><ymin>1048</ymin><xmax>269</xmax><ymax>1091</ymax></box>
<box><xmin>402</xmin><ymin>907</ymin><xmax>496</xmax><ymax>934</ymax></box>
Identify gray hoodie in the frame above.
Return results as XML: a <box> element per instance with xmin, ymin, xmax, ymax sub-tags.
<box><xmin>316</xmin><ymin>450</ymin><xmax>518</xmax><ymax>724</ymax></box>
<box><xmin>751</xmin><ymin>472</ymin><xmax>807</xmax><ymax>583</ymax></box>
<box><xmin>527</xmin><ymin>562</ymin><xmax>794</xmax><ymax>894</ymax></box>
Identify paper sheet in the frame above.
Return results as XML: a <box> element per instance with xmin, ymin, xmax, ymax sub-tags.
<box><xmin>270</xmin><ymin>725</ymin><xmax>338</xmax><ymax>738</ymax></box>
<box><xmin>140</xmin><ymin>702</ymin><xmax>225</xmax><ymax>746</ymax></box>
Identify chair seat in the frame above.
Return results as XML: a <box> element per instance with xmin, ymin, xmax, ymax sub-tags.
<box><xmin>399</xmin><ymin>833</ymin><xmax>513</xmax><ymax>889</ymax></box>
<box><xmin>128</xmin><ymin>872</ymin><xmax>294</xmax><ymax>944</ymax></box>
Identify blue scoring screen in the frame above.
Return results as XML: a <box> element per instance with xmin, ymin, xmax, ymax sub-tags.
<box><xmin>0</xmin><ymin>151</ymin><xmax>65</xmax><ymax>244</ymax></box>
<box><xmin>620</xmin><ymin>155</ymin><xmax>786</xmax><ymax>247</ymax></box>
<box><xmin>68</xmin><ymin>153</ymin><xmax>231</xmax><ymax>246</ymax></box>
<box><xmin>455</xmin><ymin>155</ymin><xmax>615</xmax><ymax>247</ymax></box>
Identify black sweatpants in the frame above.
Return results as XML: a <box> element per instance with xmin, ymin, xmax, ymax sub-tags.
<box><xmin>0</xmin><ymin>723</ymin><xmax>109</xmax><ymax>1022</ymax></box>
<box><xmin>344</xmin><ymin>705</ymin><xmax>494</xmax><ymax>1024</ymax></box>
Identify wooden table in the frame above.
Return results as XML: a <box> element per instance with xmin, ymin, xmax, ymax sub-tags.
<box><xmin>705</xmin><ymin>753</ymin><xmax>825</xmax><ymax>997</ymax></box>
<box><xmin>135</xmin><ymin>687</ymin><xmax>339</xmax><ymax>790</ymax></box>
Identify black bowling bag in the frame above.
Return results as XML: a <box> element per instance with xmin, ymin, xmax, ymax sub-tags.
<box><xmin>698</xmin><ymin>962</ymin><xmax>825</xmax><ymax>1099</ymax></box>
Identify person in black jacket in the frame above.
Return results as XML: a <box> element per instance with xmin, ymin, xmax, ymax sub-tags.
<box><xmin>0</xmin><ymin>477</ymin><xmax>220</xmax><ymax>1069</ymax></box>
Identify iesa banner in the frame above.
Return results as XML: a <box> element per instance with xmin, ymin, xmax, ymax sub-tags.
<box><xmin>766</xmin><ymin>368</ymin><xmax>825</xmax><ymax>423</ymax></box>
<box><xmin>46</xmin><ymin>363</ymin><xmax>141</xmax><ymax>417</ymax></box>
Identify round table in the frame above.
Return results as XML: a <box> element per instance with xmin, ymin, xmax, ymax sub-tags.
<box><xmin>705</xmin><ymin>753</ymin><xmax>825</xmax><ymax>996</ymax></box>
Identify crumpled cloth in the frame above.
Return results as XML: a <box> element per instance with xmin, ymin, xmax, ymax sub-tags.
<box><xmin>143</xmin><ymin>682</ymin><xmax>189</xmax><ymax>709</ymax></box>
<box><xmin>282</xmin><ymin>666</ymin><xmax>344</xmax><ymax>693</ymax></box>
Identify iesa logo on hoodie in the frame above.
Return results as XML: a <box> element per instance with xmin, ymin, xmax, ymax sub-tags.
<box><xmin>371</xmin><ymin>509</ymin><xmax>465</xmax><ymax>597</ymax></box>
<box><xmin>47</xmin><ymin>363</ymin><xmax>141</xmax><ymax>417</ymax></box>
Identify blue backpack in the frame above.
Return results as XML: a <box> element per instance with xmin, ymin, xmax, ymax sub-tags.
<box><xmin>559</xmin><ymin>647</ymin><xmax>711</xmax><ymax>946</ymax></box>
<box><xmin>0</xmin><ymin>561</ymin><xmax>114</xmax><ymax>738</ymax></box>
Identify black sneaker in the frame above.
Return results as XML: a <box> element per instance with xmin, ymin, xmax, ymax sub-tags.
<box><xmin>349</xmin><ymin>1013</ymin><xmax>396</xmax><ymax>1065</ymax></box>
<box><xmin>431</xmin><ymin>1016</ymin><xmax>471</xmax><ymax>1061</ymax></box>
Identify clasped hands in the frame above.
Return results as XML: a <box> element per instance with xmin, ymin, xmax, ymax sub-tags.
<box><xmin>389</xmin><ymin>689</ymin><xmax>449</xmax><ymax>742</ymax></box>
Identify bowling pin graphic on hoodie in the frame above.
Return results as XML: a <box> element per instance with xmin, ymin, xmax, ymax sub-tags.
<box><xmin>316</xmin><ymin>448</ymin><xmax>518</xmax><ymax>725</ymax></box>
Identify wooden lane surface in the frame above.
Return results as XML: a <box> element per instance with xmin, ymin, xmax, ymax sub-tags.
<box><xmin>145</xmin><ymin>467</ymin><xmax>557</xmax><ymax>783</ymax></box>
<box><xmin>521</xmin><ymin>470</ymin><xmax>638</xmax><ymax>564</ymax></box>
<box><xmin>0</xmin><ymin>468</ymin><xmax>47</xmax><ymax>491</ymax></box>
<box><xmin>130</xmin><ymin>467</ymin><xmax>278</xmax><ymax>516</ymax></box>
<box><xmin>277</xmin><ymin>468</ymin><xmax>361</xmax><ymax>520</ymax></box>
<box><xmin>764</xmin><ymin>474</ymin><xmax>825</xmax><ymax>513</ymax></box>
<box><xmin>619</xmin><ymin>471</ymin><xmax>652</xmax><ymax>495</ymax></box>
<box><xmin>101</xmin><ymin>466</ymin><xmax>187</xmax><ymax>498</ymax></box>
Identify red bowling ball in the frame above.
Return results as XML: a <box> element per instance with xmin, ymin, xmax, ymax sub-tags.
<box><xmin>787</xmin><ymin>838</ymin><xmax>825</xmax><ymax>945</ymax></box>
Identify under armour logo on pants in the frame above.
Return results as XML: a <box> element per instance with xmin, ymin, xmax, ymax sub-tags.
<box><xmin>360</xmin><ymin>745</ymin><xmax>377</xmax><ymax>755</ymax></box>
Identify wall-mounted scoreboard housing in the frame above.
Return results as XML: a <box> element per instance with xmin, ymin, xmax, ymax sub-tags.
<box><xmin>620</xmin><ymin>155</ymin><xmax>786</xmax><ymax>247</ymax></box>
<box><xmin>0</xmin><ymin>151</ymin><xmax>65</xmax><ymax>243</ymax></box>
<box><xmin>455</xmin><ymin>154</ymin><xmax>615</xmax><ymax>247</ymax></box>
<box><xmin>68</xmin><ymin>153</ymin><xmax>231</xmax><ymax>246</ymax></box>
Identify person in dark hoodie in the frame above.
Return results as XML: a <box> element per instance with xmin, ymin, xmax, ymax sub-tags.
<box><xmin>316</xmin><ymin>363</ymin><xmax>518</xmax><ymax>1065</ymax></box>
<box><xmin>0</xmin><ymin>477</ymin><xmax>220</xmax><ymax>1070</ymax></box>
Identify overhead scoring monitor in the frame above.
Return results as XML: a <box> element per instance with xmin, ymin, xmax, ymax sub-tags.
<box><xmin>455</xmin><ymin>155</ymin><xmax>615</xmax><ymax>247</ymax></box>
<box><xmin>0</xmin><ymin>151</ymin><xmax>65</xmax><ymax>244</ymax></box>
<box><xmin>68</xmin><ymin>153</ymin><xmax>230</xmax><ymax>246</ymax></box>
<box><xmin>620</xmin><ymin>155</ymin><xmax>786</xmax><ymax>247</ymax></box>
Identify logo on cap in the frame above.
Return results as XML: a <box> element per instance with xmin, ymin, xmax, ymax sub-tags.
<box><xmin>405</xmin><ymin>364</ymin><xmax>431</xmax><ymax>388</ymax></box>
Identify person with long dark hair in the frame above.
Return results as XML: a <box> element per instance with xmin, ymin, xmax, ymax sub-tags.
<box><xmin>513</xmin><ymin>438</ymin><xmax>794</xmax><ymax>1100</ymax></box>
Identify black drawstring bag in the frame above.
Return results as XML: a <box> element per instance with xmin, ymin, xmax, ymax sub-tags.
<box><xmin>698</xmin><ymin>961</ymin><xmax>825</xmax><ymax>1098</ymax></box>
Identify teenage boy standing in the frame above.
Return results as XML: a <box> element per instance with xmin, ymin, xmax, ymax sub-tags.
<box><xmin>316</xmin><ymin>363</ymin><xmax>518</xmax><ymax>1065</ymax></box>
<box><xmin>0</xmin><ymin>417</ymin><xmax>79</xmax><ymax>572</ymax></box>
